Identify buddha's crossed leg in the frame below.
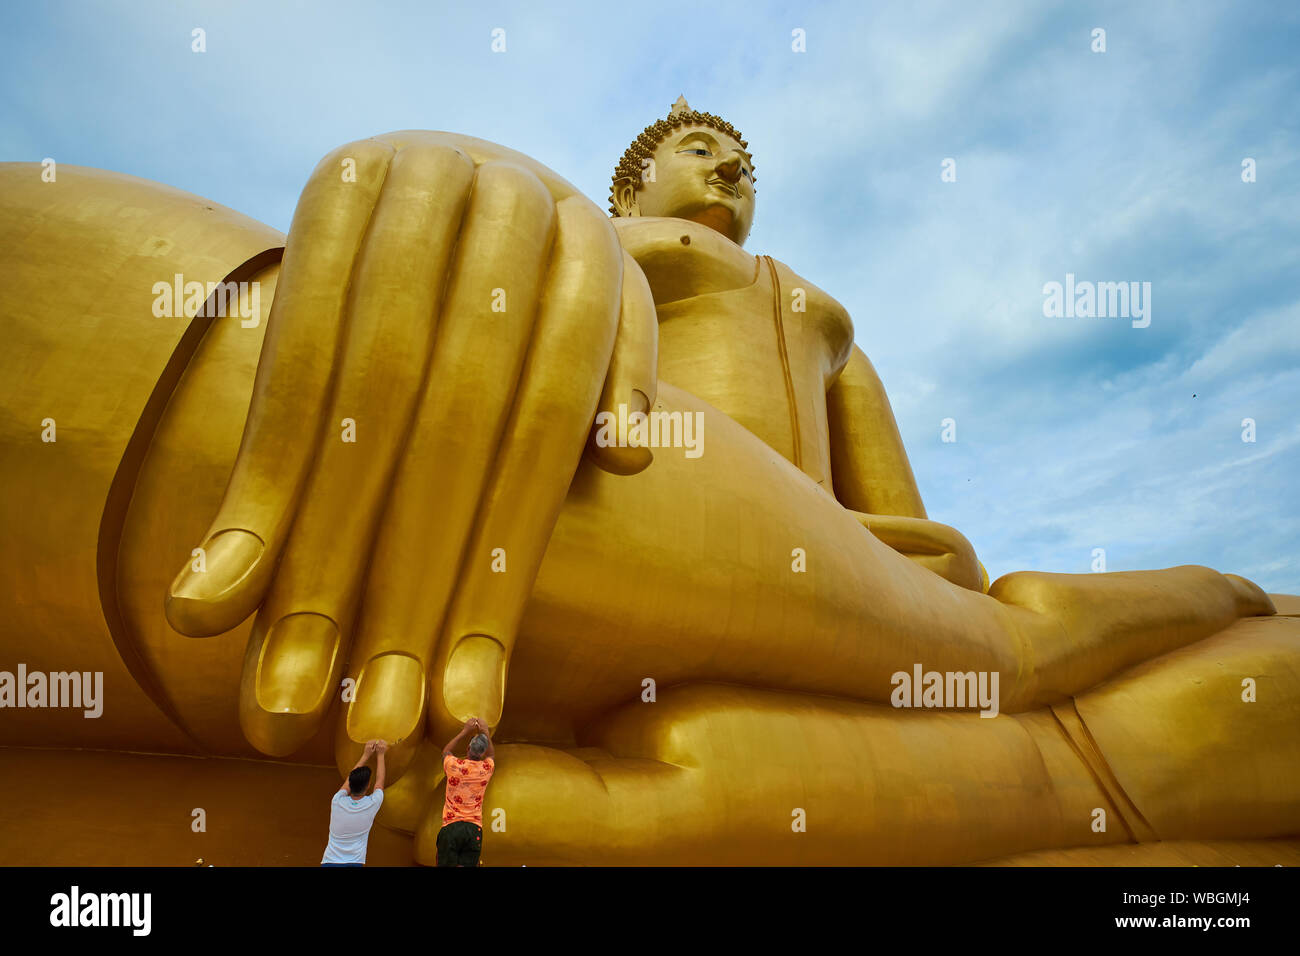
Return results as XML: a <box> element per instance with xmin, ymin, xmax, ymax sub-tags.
<box><xmin>396</xmin><ymin>387</ymin><xmax>1280</xmax><ymax>864</ymax></box>
<box><xmin>493</xmin><ymin>381</ymin><xmax>1274</xmax><ymax>741</ymax></box>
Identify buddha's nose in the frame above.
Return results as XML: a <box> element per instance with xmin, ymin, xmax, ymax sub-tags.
<box><xmin>714</xmin><ymin>152</ymin><xmax>743</xmax><ymax>184</ymax></box>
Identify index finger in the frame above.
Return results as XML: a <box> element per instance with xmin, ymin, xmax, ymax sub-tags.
<box><xmin>165</xmin><ymin>140</ymin><xmax>396</xmax><ymax>636</ymax></box>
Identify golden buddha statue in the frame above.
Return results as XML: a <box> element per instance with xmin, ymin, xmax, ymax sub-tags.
<box><xmin>0</xmin><ymin>97</ymin><xmax>1296</xmax><ymax>866</ymax></box>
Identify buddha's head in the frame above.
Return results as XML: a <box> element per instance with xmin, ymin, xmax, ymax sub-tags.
<box><xmin>609</xmin><ymin>96</ymin><xmax>756</xmax><ymax>247</ymax></box>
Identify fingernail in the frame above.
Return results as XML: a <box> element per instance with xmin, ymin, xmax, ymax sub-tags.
<box><xmin>443</xmin><ymin>635</ymin><xmax>505</xmax><ymax>726</ymax></box>
<box><xmin>169</xmin><ymin>529</ymin><xmax>264</xmax><ymax>602</ymax></box>
<box><xmin>348</xmin><ymin>653</ymin><xmax>425</xmax><ymax>741</ymax></box>
<box><xmin>255</xmin><ymin>612</ymin><xmax>339</xmax><ymax>714</ymax></box>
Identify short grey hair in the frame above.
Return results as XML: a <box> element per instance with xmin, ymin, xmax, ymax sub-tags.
<box><xmin>468</xmin><ymin>733</ymin><xmax>489</xmax><ymax>758</ymax></box>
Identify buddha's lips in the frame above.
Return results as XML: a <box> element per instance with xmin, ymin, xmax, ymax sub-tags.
<box><xmin>708</xmin><ymin>178</ymin><xmax>740</xmax><ymax>197</ymax></box>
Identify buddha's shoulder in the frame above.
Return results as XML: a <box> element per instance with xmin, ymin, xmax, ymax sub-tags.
<box><xmin>610</xmin><ymin>216</ymin><xmax>749</xmax><ymax>263</ymax></box>
<box><xmin>610</xmin><ymin>217</ymin><xmax>851</xmax><ymax>324</ymax></box>
<box><xmin>763</xmin><ymin>258</ymin><xmax>852</xmax><ymax>329</ymax></box>
<box><xmin>611</xmin><ymin>217</ymin><xmax>757</xmax><ymax>302</ymax></box>
<box><xmin>759</xmin><ymin>257</ymin><xmax>855</xmax><ymax>367</ymax></box>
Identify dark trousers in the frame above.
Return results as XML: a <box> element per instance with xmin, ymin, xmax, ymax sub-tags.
<box><xmin>436</xmin><ymin>821</ymin><xmax>483</xmax><ymax>866</ymax></box>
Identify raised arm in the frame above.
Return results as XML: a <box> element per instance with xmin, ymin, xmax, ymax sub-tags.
<box><xmin>442</xmin><ymin>718</ymin><xmax>477</xmax><ymax>757</ymax></box>
<box><xmin>342</xmin><ymin>740</ymin><xmax>375</xmax><ymax>791</ymax></box>
<box><xmin>472</xmin><ymin>718</ymin><xmax>494</xmax><ymax>760</ymax></box>
<box><xmin>372</xmin><ymin>740</ymin><xmax>386</xmax><ymax>792</ymax></box>
<box><xmin>827</xmin><ymin>344</ymin><xmax>985</xmax><ymax>591</ymax></box>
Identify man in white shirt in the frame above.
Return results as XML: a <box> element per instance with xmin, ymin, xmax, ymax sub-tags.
<box><xmin>320</xmin><ymin>738</ymin><xmax>387</xmax><ymax>866</ymax></box>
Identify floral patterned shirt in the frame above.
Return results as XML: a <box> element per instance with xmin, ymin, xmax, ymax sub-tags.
<box><xmin>441</xmin><ymin>754</ymin><xmax>494</xmax><ymax>827</ymax></box>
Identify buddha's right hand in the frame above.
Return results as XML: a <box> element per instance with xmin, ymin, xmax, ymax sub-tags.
<box><xmin>163</xmin><ymin>132</ymin><xmax>658</xmax><ymax>757</ymax></box>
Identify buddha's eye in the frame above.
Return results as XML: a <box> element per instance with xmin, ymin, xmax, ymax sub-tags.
<box><xmin>678</xmin><ymin>146</ymin><xmax>711</xmax><ymax>157</ymax></box>
<box><xmin>741</xmin><ymin>167</ymin><xmax>752</xmax><ymax>180</ymax></box>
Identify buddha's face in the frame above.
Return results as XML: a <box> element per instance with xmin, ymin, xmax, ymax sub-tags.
<box><xmin>615</xmin><ymin>124</ymin><xmax>756</xmax><ymax>246</ymax></box>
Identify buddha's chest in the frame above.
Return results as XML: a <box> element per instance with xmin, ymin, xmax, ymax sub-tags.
<box><xmin>650</xmin><ymin>255</ymin><xmax>847</xmax><ymax>490</ymax></box>
<box><xmin>613</xmin><ymin>218</ymin><xmax>852</xmax><ymax>376</ymax></box>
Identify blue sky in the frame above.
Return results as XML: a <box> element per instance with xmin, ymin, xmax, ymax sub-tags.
<box><xmin>3</xmin><ymin>0</ymin><xmax>1297</xmax><ymax>592</ymax></box>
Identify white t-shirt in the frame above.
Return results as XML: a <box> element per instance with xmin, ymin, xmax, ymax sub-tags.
<box><xmin>321</xmin><ymin>789</ymin><xmax>385</xmax><ymax>864</ymax></box>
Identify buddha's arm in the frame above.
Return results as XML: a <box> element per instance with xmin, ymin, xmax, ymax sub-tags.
<box><xmin>827</xmin><ymin>344</ymin><xmax>927</xmax><ymax>518</ymax></box>
<box><xmin>827</xmin><ymin>344</ymin><xmax>984</xmax><ymax>590</ymax></box>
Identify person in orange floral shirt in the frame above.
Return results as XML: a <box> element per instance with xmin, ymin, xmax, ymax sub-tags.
<box><xmin>437</xmin><ymin>717</ymin><xmax>495</xmax><ymax>866</ymax></box>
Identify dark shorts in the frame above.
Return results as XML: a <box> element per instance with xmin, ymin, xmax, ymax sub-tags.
<box><xmin>436</xmin><ymin>821</ymin><xmax>483</xmax><ymax>867</ymax></box>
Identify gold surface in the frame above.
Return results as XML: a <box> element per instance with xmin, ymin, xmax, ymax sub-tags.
<box><xmin>0</xmin><ymin>104</ymin><xmax>1296</xmax><ymax>865</ymax></box>
<box><xmin>979</xmin><ymin>838</ymin><xmax>1300</xmax><ymax>867</ymax></box>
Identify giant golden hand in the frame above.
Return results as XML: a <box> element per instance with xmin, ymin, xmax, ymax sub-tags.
<box><xmin>162</xmin><ymin>132</ymin><xmax>658</xmax><ymax>767</ymax></box>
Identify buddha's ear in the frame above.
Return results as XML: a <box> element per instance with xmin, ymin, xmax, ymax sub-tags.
<box><xmin>610</xmin><ymin>177</ymin><xmax>641</xmax><ymax>217</ymax></box>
